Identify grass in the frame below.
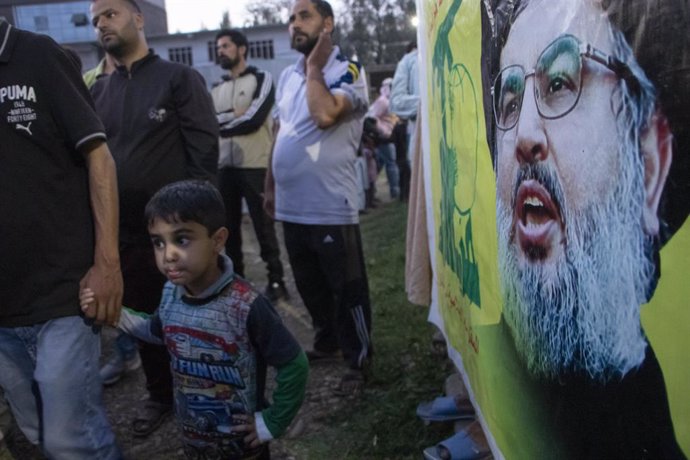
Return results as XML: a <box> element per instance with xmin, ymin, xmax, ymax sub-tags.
<box><xmin>288</xmin><ymin>201</ymin><xmax>455</xmax><ymax>459</ymax></box>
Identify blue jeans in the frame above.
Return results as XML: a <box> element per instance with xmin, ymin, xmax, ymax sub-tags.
<box><xmin>375</xmin><ymin>142</ymin><xmax>400</xmax><ymax>198</ymax></box>
<box><xmin>115</xmin><ymin>330</ymin><xmax>138</xmax><ymax>361</ymax></box>
<box><xmin>0</xmin><ymin>316</ymin><xmax>121</xmax><ymax>459</ymax></box>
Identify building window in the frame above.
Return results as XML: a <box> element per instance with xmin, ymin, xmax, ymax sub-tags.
<box><xmin>16</xmin><ymin>2</ymin><xmax>94</xmax><ymax>43</ymax></box>
<box><xmin>207</xmin><ymin>41</ymin><xmax>219</xmax><ymax>64</ymax></box>
<box><xmin>34</xmin><ymin>15</ymin><xmax>49</xmax><ymax>31</ymax></box>
<box><xmin>248</xmin><ymin>40</ymin><xmax>274</xmax><ymax>60</ymax></box>
<box><xmin>71</xmin><ymin>13</ymin><xmax>89</xmax><ymax>27</ymax></box>
<box><xmin>168</xmin><ymin>47</ymin><xmax>193</xmax><ymax>66</ymax></box>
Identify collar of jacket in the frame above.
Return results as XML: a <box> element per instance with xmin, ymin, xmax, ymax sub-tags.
<box><xmin>114</xmin><ymin>49</ymin><xmax>157</xmax><ymax>77</ymax></box>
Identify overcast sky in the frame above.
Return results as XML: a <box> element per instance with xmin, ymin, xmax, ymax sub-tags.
<box><xmin>165</xmin><ymin>0</ymin><xmax>344</xmax><ymax>33</ymax></box>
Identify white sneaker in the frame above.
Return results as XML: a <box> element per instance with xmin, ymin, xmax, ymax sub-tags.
<box><xmin>99</xmin><ymin>353</ymin><xmax>141</xmax><ymax>386</ymax></box>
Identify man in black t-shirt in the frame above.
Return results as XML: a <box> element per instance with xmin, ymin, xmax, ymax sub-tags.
<box><xmin>89</xmin><ymin>0</ymin><xmax>219</xmax><ymax>437</ymax></box>
<box><xmin>0</xmin><ymin>19</ymin><xmax>122</xmax><ymax>459</ymax></box>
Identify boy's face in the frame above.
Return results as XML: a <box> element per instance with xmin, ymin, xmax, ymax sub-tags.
<box><xmin>148</xmin><ymin>217</ymin><xmax>228</xmax><ymax>296</ymax></box>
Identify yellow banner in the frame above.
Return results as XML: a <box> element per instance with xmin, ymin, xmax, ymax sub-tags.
<box><xmin>419</xmin><ymin>0</ymin><xmax>690</xmax><ymax>457</ymax></box>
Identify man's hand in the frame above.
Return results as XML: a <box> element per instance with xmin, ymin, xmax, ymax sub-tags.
<box><xmin>79</xmin><ymin>140</ymin><xmax>122</xmax><ymax>326</ymax></box>
<box><xmin>232</xmin><ymin>413</ymin><xmax>262</xmax><ymax>449</ymax></box>
<box><xmin>79</xmin><ymin>262</ymin><xmax>123</xmax><ymax>326</ymax></box>
<box><xmin>306</xmin><ymin>30</ymin><xmax>332</xmax><ymax>73</ymax></box>
<box><xmin>304</xmin><ymin>31</ymin><xmax>352</xmax><ymax>129</ymax></box>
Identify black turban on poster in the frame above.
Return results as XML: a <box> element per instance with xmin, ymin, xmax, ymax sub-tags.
<box><xmin>603</xmin><ymin>0</ymin><xmax>690</xmax><ymax>243</ymax></box>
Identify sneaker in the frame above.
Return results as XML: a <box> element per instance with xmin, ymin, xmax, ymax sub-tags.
<box><xmin>100</xmin><ymin>352</ymin><xmax>142</xmax><ymax>386</ymax></box>
<box><xmin>265</xmin><ymin>281</ymin><xmax>289</xmax><ymax>302</ymax></box>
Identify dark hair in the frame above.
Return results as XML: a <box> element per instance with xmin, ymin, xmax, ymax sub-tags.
<box><xmin>215</xmin><ymin>29</ymin><xmax>248</xmax><ymax>59</ymax></box>
<box><xmin>125</xmin><ymin>0</ymin><xmax>141</xmax><ymax>12</ymax></box>
<box><xmin>406</xmin><ymin>41</ymin><xmax>417</xmax><ymax>53</ymax></box>
<box><xmin>309</xmin><ymin>0</ymin><xmax>334</xmax><ymax>19</ymax></box>
<box><xmin>145</xmin><ymin>180</ymin><xmax>226</xmax><ymax>235</ymax></box>
<box><xmin>362</xmin><ymin>116</ymin><xmax>379</xmax><ymax>143</ymax></box>
<box><xmin>92</xmin><ymin>0</ymin><xmax>141</xmax><ymax>13</ymax></box>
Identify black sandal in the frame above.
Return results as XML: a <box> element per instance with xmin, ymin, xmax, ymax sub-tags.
<box><xmin>333</xmin><ymin>370</ymin><xmax>365</xmax><ymax>396</ymax></box>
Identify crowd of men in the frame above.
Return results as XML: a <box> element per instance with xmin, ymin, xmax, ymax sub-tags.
<box><xmin>2</xmin><ymin>0</ymin><xmax>688</xmax><ymax>458</ymax></box>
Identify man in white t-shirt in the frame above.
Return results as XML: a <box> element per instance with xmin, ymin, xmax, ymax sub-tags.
<box><xmin>264</xmin><ymin>0</ymin><xmax>372</xmax><ymax>395</ymax></box>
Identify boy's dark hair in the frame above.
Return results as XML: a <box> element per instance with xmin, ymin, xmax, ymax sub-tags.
<box><xmin>215</xmin><ymin>29</ymin><xmax>248</xmax><ymax>59</ymax></box>
<box><xmin>145</xmin><ymin>180</ymin><xmax>226</xmax><ymax>235</ymax></box>
<box><xmin>309</xmin><ymin>0</ymin><xmax>334</xmax><ymax>19</ymax></box>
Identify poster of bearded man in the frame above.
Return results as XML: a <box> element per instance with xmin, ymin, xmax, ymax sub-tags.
<box><xmin>417</xmin><ymin>0</ymin><xmax>690</xmax><ymax>458</ymax></box>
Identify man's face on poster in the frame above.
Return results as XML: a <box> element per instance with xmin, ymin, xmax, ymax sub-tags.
<box><xmin>494</xmin><ymin>0</ymin><xmax>671</xmax><ymax>382</ymax></box>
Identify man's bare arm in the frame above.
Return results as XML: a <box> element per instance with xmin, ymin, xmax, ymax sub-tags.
<box><xmin>79</xmin><ymin>139</ymin><xmax>123</xmax><ymax>326</ymax></box>
<box><xmin>305</xmin><ymin>31</ymin><xmax>353</xmax><ymax>129</ymax></box>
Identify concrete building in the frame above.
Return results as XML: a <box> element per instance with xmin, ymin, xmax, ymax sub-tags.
<box><xmin>0</xmin><ymin>0</ymin><xmax>167</xmax><ymax>70</ymax></box>
<box><xmin>0</xmin><ymin>0</ymin><xmax>297</xmax><ymax>89</ymax></box>
<box><xmin>0</xmin><ymin>0</ymin><xmax>167</xmax><ymax>44</ymax></box>
<box><xmin>148</xmin><ymin>24</ymin><xmax>298</xmax><ymax>89</ymax></box>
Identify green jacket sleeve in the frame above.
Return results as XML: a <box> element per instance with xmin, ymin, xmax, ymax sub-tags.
<box><xmin>261</xmin><ymin>351</ymin><xmax>309</xmax><ymax>438</ymax></box>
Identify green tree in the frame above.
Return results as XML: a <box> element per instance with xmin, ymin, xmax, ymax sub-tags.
<box><xmin>245</xmin><ymin>0</ymin><xmax>292</xmax><ymax>26</ymax></box>
<box><xmin>219</xmin><ymin>10</ymin><xmax>231</xmax><ymax>29</ymax></box>
<box><xmin>336</xmin><ymin>0</ymin><xmax>417</xmax><ymax>65</ymax></box>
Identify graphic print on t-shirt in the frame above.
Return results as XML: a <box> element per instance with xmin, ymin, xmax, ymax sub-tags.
<box><xmin>1</xmin><ymin>84</ymin><xmax>38</xmax><ymax>137</ymax></box>
<box><xmin>165</xmin><ymin>324</ymin><xmax>255</xmax><ymax>457</ymax></box>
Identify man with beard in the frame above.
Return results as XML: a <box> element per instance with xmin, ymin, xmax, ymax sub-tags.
<box><xmin>89</xmin><ymin>0</ymin><xmax>218</xmax><ymax>437</ymax></box>
<box><xmin>492</xmin><ymin>0</ymin><xmax>687</xmax><ymax>456</ymax></box>
<box><xmin>264</xmin><ymin>0</ymin><xmax>372</xmax><ymax>395</ymax></box>
<box><xmin>211</xmin><ymin>29</ymin><xmax>288</xmax><ymax>302</ymax></box>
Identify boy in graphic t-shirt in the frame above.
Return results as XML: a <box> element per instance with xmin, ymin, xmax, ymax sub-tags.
<box><xmin>82</xmin><ymin>180</ymin><xmax>308</xmax><ymax>459</ymax></box>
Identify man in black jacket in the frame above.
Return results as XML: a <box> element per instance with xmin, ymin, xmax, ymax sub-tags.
<box><xmin>90</xmin><ymin>0</ymin><xmax>219</xmax><ymax>437</ymax></box>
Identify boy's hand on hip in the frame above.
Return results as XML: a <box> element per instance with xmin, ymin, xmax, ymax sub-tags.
<box><xmin>79</xmin><ymin>262</ymin><xmax>123</xmax><ymax>326</ymax></box>
<box><xmin>231</xmin><ymin>413</ymin><xmax>262</xmax><ymax>448</ymax></box>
